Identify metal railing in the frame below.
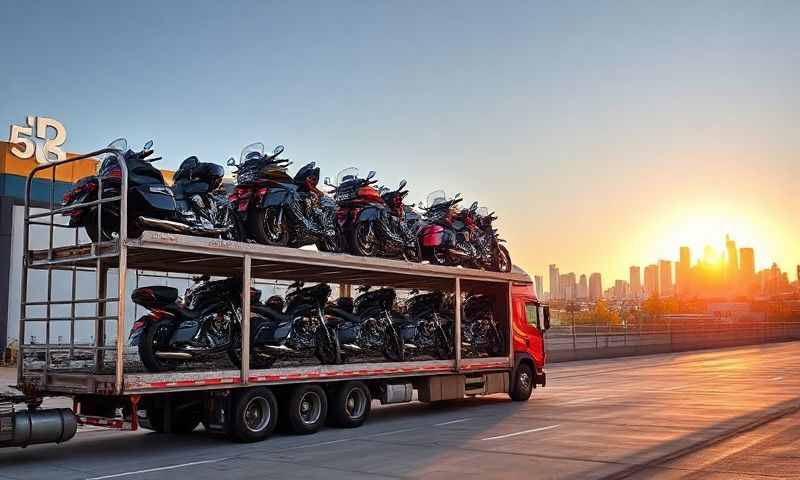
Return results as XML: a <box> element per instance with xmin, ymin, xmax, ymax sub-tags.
<box><xmin>545</xmin><ymin>316</ymin><xmax>800</xmax><ymax>361</ymax></box>
<box><xmin>20</xmin><ymin>148</ymin><xmax>129</xmax><ymax>392</ymax></box>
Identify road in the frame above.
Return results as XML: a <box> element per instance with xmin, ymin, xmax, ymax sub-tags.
<box><xmin>2</xmin><ymin>341</ymin><xmax>800</xmax><ymax>480</ymax></box>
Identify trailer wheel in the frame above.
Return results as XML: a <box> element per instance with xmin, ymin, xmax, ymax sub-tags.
<box><xmin>509</xmin><ymin>363</ymin><xmax>534</xmax><ymax>401</ymax></box>
<box><xmin>286</xmin><ymin>384</ymin><xmax>327</xmax><ymax>434</ymax></box>
<box><xmin>230</xmin><ymin>388</ymin><xmax>278</xmax><ymax>443</ymax></box>
<box><xmin>328</xmin><ymin>381</ymin><xmax>371</xmax><ymax>428</ymax></box>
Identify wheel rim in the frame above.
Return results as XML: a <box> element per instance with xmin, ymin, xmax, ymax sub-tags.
<box><xmin>432</xmin><ymin>248</ymin><xmax>447</xmax><ymax>265</ymax></box>
<box><xmin>518</xmin><ymin>370</ymin><xmax>532</xmax><ymax>393</ymax></box>
<box><xmin>243</xmin><ymin>397</ymin><xmax>271</xmax><ymax>432</ymax></box>
<box><xmin>263</xmin><ymin>209</ymin><xmax>284</xmax><ymax>242</ymax></box>
<box><xmin>355</xmin><ymin>223</ymin><xmax>375</xmax><ymax>255</ymax></box>
<box><xmin>218</xmin><ymin>208</ymin><xmax>238</xmax><ymax>240</ymax></box>
<box><xmin>498</xmin><ymin>249</ymin><xmax>510</xmax><ymax>272</ymax></box>
<box><xmin>344</xmin><ymin>388</ymin><xmax>367</xmax><ymax>420</ymax></box>
<box><xmin>298</xmin><ymin>391</ymin><xmax>323</xmax><ymax>425</ymax></box>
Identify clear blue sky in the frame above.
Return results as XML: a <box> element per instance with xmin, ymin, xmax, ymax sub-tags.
<box><xmin>2</xmin><ymin>1</ymin><xmax>798</xmax><ymax>287</ymax></box>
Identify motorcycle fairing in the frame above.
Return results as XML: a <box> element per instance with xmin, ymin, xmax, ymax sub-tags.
<box><xmin>129</xmin><ymin>185</ymin><xmax>178</xmax><ymax>214</ymax></box>
<box><xmin>261</xmin><ymin>183</ymin><xmax>298</xmax><ymax>207</ymax></box>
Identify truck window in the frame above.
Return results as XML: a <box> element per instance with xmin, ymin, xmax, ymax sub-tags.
<box><xmin>525</xmin><ymin>302</ymin><xmax>540</xmax><ymax>329</ymax></box>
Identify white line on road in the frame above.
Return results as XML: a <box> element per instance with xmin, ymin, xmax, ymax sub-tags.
<box><xmin>85</xmin><ymin>458</ymin><xmax>229</xmax><ymax>480</ymax></box>
<box><xmin>661</xmin><ymin>384</ymin><xmax>690</xmax><ymax>391</ymax></box>
<box><xmin>770</xmin><ymin>376</ymin><xmax>784</xmax><ymax>381</ymax></box>
<box><xmin>481</xmin><ymin>424</ymin><xmax>560</xmax><ymax>441</ymax></box>
<box><xmin>280</xmin><ymin>438</ymin><xmax>353</xmax><ymax>450</ymax></box>
<box><xmin>368</xmin><ymin>427</ymin><xmax>418</xmax><ymax>437</ymax></box>
<box><xmin>434</xmin><ymin>418</ymin><xmax>472</xmax><ymax>426</ymax></box>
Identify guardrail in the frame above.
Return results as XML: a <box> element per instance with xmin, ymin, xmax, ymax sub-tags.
<box><xmin>545</xmin><ymin>317</ymin><xmax>800</xmax><ymax>362</ymax></box>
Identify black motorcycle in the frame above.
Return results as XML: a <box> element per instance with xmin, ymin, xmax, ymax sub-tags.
<box><xmin>326</xmin><ymin>286</ymin><xmax>406</xmax><ymax>362</ymax></box>
<box><xmin>473</xmin><ymin>207</ymin><xmax>512</xmax><ymax>272</ymax></box>
<box><xmin>62</xmin><ymin>138</ymin><xmax>242</xmax><ymax>242</ymax></box>
<box><xmin>129</xmin><ymin>277</ymin><xmax>257</xmax><ymax>372</ymax></box>
<box><xmin>394</xmin><ymin>289</ymin><xmax>453</xmax><ymax>360</ymax></box>
<box><xmin>247</xmin><ymin>281</ymin><xmax>341</xmax><ymax>367</ymax></box>
<box><xmin>228</xmin><ymin>143</ymin><xmax>342</xmax><ymax>251</ymax></box>
<box><xmin>460</xmin><ymin>293</ymin><xmax>505</xmax><ymax>357</ymax></box>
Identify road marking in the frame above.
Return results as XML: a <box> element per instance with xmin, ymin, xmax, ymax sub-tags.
<box><xmin>368</xmin><ymin>427</ymin><xmax>418</xmax><ymax>437</ymax></box>
<box><xmin>482</xmin><ymin>424</ymin><xmax>560</xmax><ymax>441</ymax></box>
<box><xmin>85</xmin><ymin>458</ymin><xmax>228</xmax><ymax>480</ymax></box>
<box><xmin>770</xmin><ymin>376</ymin><xmax>783</xmax><ymax>381</ymax></box>
<box><xmin>434</xmin><ymin>417</ymin><xmax>471</xmax><ymax>426</ymax></box>
<box><xmin>280</xmin><ymin>438</ymin><xmax>352</xmax><ymax>450</ymax></box>
<box><xmin>563</xmin><ymin>396</ymin><xmax>606</xmax><ymax>405</ymax></box>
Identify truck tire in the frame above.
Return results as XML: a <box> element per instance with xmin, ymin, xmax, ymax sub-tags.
<box><xmin>328</xmin><ymin>381</ymin><xmax>371</xmax><ymax>428</ymax></box>
<box><xmin>286</xmin><ymin>384</ymin><xmax>327</xmax><ymax>434</ymax></box>
<box><xmin>509</xmin><ymin>363</ymin><xmax>534</xmax><ymax>401</ymax></box>
<box><xmin>230</xmin><ymin>387</ymin><xmax>279</xmax><ymax>443</ymax></box>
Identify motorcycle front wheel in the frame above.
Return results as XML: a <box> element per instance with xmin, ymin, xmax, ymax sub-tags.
<box><xmin>350</xmin><ymin>221</ymin><xmax>378</xmax><ymax>257</ymax></box>
<box><xmin>404</xmin><ymin>240</ymin><xmax>422</xmax><ymax>263</ymax></box>
<box><xmin>382</xmin><ymin>325</ymin><xmax>405</xmax><ymax>362</ymax></box>
<box><xmin>494</xmin><ymin>245</ymin><xmax>512</xmax><ymax>273</ymax></box>
<box><xmin>218</xmin><ymin>206</ymin><xmax>247</xmax><ymax>242</ymax></box>
<box><xmin>315</xmin><ymin>328</ymin><xmax>342</xmax><ymax>365</ymax></box>
<box><xmin>249</xmin><ymin>207</ymin><xmax>289</xmax><ymax>246</ymax></box>
<box><xmin>138</xmin><ymin>318</ymin><xmax>178</xmax><ymax>372</ymax></box>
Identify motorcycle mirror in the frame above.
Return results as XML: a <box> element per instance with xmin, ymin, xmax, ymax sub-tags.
<box><xmin>143</xmin><ymin>140</ymin><xmax>154</xmax><ymax>150</ymax></box>
<box><xmin>226</xmin><ymin>157</ymin><xmax>236</xmax><ymax>167</ymax></box>
<box><xmin>543</xmin><ymin>305</ymin><xmax>551</xmax><ymax>330</ymax></box>
<box><xmin>454</xmin><ymin>192</ymin><xmax>461</xmax><ymax>199</ymax></box>
<box><xmin>323</xmin><ymin>176</ymin><xmax>333</xmax><ymax>186</ymax></box>
<box><xmin>367</xmin><ymin>171</ymin><xmax>376</xmax><ymax>180</ymax></box>
<box><xmin>471</xmin><ymin>201</ymin><xmax>478</xmax><ymax>210</ymax></box>
<box><xmin>398</xmin><ymin>179</ymin><xmax>407</xmax><ymax>190</ymax></box>
<box><xmin>272</xmin><ymin>145</ymin><xmax>285</xmax><ymax>156</ymax></box>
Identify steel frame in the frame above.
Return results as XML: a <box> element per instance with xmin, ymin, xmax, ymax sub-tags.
<box><xmin>20</xmin><ymin>149</ymin><xmax>531</xmax><ymax>397</ymax></box>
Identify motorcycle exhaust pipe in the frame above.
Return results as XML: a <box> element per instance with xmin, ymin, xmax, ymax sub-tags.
<box><xmin>446</xmin><ymin>249</ymin><xmax>471</xmax><ymax>258</ymax></box>
<box><xmin>258</xmin><ymin>345</ymin><xmax>296</xmax><ymax>354</ymax></box>
<box><xmin>138</xmin><ymin>217</ymin><xmax>229</xmax><ymax>237</ymax></box>
<box><xmin>341</xmin><ymin>343</ymin><xmax>362</xmax><ymax>351</ymax></box>
<box><xmin>154</xmin><ymin>351</ymin><xmax>193</xmax><ymax>359</ymax></box>
<box><xmin>0</xmin><ymin>407</ymin><xmax>78</xmax><ymax>448</ymax></box>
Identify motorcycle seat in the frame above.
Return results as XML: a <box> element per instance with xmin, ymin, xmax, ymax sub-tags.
<box><xmin>327</xmin><ymin>307</ymin><xmax>364</xmax><ymax>324</ymax></box>
<box><xmin>252</xmin><ymin>304</ymin><xmax>296</xmax><ymax>324</ymax></box>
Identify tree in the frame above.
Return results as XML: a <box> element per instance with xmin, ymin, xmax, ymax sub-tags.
<box><xmin>642</xmin><ymin>294</ymin><xmax>663</xmax><ymax>320</ymax></box>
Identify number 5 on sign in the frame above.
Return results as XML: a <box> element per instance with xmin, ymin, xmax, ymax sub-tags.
<box><xmin>8</xmin><ymin>116</ymin><xmax>67</xmax><ymax>163</ymax></box>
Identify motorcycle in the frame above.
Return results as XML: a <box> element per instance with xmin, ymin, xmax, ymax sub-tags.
<box><xmin>247</xmin><ymin>281</ymin><xmax>341</xmax><ymax>366</ymax></box>
<box><xmin>62</xmin><ymin>138</ymin><xmax>242</xmax><ymax>242</ymax></box>
<box><xmin>418</xmin><ymin>190</ymin><xmax>477</xmax><ymax>267</ymax></box>
<box><xmin>394</xmin><ymin>289</ymin><xmax>453</xmax><ymax>360</ymax></box>
<box><xmin>129</xmin><ymin>277</ymin><xmax>258</xmax><ymax>372</ymax></box>
<box><xmin>228</xmin><ymin>143</ymin><xmax>343</xmax><ymax>251</ymax></box>
<box><xmin>473</xmin><ymin>206</ymin><xmax>512</xmax><ymax>272</ymax></box>
<box><xmin>325</xmin><ymin>286</ymin><xmax>406</xmax><ymax>362</ymax></box>
<box><xmin>460</xmin><ymin>292</ymin><xmax>505</xmax><ymax>357</ymax></box>
<box><xmin>327</xmin><ymin>168</ymin><xmax>420</xmax><ymax>261</ymax></box>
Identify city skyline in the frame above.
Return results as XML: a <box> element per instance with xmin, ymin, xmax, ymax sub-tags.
<box><xmin>543</xmin><ymin>235</ymin><xmax>799</xmax><ymax>301</ymax></box>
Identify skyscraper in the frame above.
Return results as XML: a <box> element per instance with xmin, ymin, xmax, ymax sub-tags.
<box><xmin>659</xmin><ymin>260</ymin><xmax>673</xmax><ymax>297</ymax></box>
<box><xmin>549</xmin><ymin>264</ymin><xmax>559</xmax><ymax>300</ymax></box>
<box><xmin>589</xmin><ymin>273</ymin><xmax>602</xmax><ymax>301</ymax></box>
<box><xmin>725</xmin><ymin>235</ymin><xmax>739</xmax><ymax>286</ymax></box>
<box><xmin>534</xmin><ymin>275</ymin><xmax>544</xmax><ymax>299</ymax></box>
<box><xmin>629</xmin><ymin>266</ymin><xmax>641</xmax><ymax>299</ymax></box>
<box><xmin>676</xmin><ymin>246</ymin><xmax>691</xmax><ymax>296</ymax></box>
<box><xmin>644</xmin><ymin>264</ymin><xmax>659</xmax><ymax>297</ymax></box>
<box><xmin>578</xmin><ymin>274</ymin><xmax>588</xmax><ymax>299</ymax></box>
<box><xmin>560</xmin><ymin>272</ymin><xmax>577</xmax><ymax>300</ymax></box>
<box><xmin>739</xmin><ymin>247</ymin><xmax>755</xmax><ymax>295</ymax></box>
<box><xmin>614</xmin><ymin>280</ymin><xmax>629</xmax><ymax>299</ymax></box>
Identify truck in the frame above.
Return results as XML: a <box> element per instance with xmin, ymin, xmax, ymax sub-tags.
<box><xmin>0</xmin><ymin>148</ymin><xmax>549</xmax><ymax>448</ymax></box>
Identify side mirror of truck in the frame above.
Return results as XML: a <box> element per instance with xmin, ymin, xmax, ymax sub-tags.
<box><xmin>543</xmin><ymin>305</ymin><xmax>551</xmax><ymax>330</ymax></box>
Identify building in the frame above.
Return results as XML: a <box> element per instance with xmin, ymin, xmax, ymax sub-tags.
<box><xmin>739</xmin><ymin>247</ymin><xmax>755</xmax><ymax>295</ymax></box>
<box><xmin>676</xmin><ymin>246</ymin><xmax>691</xmax><ymax>296</ymax></box>
<box><xmin>644</xmin><ymin>264</ymin><xmax>659</xmax><ymax>297</ymax></box>
<box><xmin>725</xmin><ymin>235</ymin><xmax>739</xmax><ymax>286</ymax></box>
<box><xmin>614</xmin><ymin>279</ymin><xmax>629</xmax><ymax>299</ymax></box>
<box><xmin>534</xmin><ymin>275</ymin><xmax>544</xmax><ymax>300</ymax></box>
<box><xmin>659</xmin><ymin>260</ymin><xmax>673</xmax><ymax>297</ymax></box>
<box><xmin>578</xmin><ymin>274</ymin><xmax>588</xmax><ymax>299</ymax></box>
<box><xmin>560</xmin><ymin>272</ymin><xmax>577</xmax><ymax>300</ymax></box>
<box><xmin>549</xmin><ymin>264</ymin><xmax>560</xmax><ymax>300</ymax></box>
<box><xmin>629</xmin><ymin>266</ymin><xmax>641</xmax><ymax>299</ymax></box>
<box><xmin>588</xmin><ymin>273</ymin><xmax>602</xmax><ymax>301</ymax></box>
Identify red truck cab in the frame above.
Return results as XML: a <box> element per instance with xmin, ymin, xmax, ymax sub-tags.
<box><xmin>511</xmin><ymin>282</ymin><xmax>550</xmax><ymax>395</ymax></box>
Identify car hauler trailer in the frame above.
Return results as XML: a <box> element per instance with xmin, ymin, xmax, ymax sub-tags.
<box><xmin>0</xmin><ymin>148</ymin><xmax>549</xmax><ymax>447</ymax></box>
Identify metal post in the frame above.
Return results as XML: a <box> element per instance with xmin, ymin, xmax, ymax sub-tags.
<box><xmin>454</xmin><ymin>277</ymin><xmax>461</xmax><ymax>372</ymax></box>
<box><xmin>571</xmin><ymin>315</ymin><xmax>576</xmax><ymax>352</ymax></box>
<box><xmin>241</xmin><ymin>255</ymin><xmax>252</xmax><ymax>384</ymax></box>
<box><xmin>507</xmin><ymin>281</ymin><xmax>513</xmax><ymax>363</ymax></box>
<box><xmin>95</xmin><ymin>265</ymin><xmax>108</xmax><ymax>372</ymax></box>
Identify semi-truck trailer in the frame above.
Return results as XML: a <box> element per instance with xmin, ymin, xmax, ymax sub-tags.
<box><xmin>0</xmin><ymin>149</ymin><xmax>550</xmax><ymax>448</ymax></box>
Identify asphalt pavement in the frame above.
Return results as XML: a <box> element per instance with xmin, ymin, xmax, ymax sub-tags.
<box><xmin>2</xmin><ymin>341</ymin><xmax>800</xmax><ymax>479</ymax></box>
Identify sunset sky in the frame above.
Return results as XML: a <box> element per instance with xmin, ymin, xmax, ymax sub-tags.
<box><xmin>2</xmin><ymin>1</ymin><xmax>798</xmax><ymax>285</ymax></box>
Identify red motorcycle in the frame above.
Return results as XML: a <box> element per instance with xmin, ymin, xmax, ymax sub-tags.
<box><xmin>326</xmin><ymin>168</ymin><xmax>420</xmax><ymax>261</ymax></box>
<box><xmin>418</xmin><ymin>191</ymin><xmax>479</xmax><ymax>267</ymax></box>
